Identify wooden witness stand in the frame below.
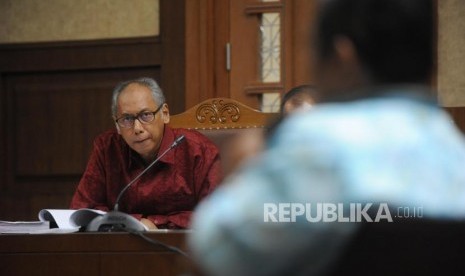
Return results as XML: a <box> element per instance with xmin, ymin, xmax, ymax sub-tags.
<box><xmin>0</xmin><ymin>98</ymin><xmax>275</xmax><ymax>276</ymax></box>
<box><xmin>0</xmin><ymin>231</ymin><xmax>196</xmax><ymax>276</ymax></box>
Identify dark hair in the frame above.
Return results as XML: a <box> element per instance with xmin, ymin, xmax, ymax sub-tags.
<box><xmin>280</xmin><ymin>85</ymin><xmax>319</xmax><ymax>113</ymax></box>
<box><xmin>316</xmin><ymin>0</ymin><xmax>433</xmax><ymax>84</ymax></box>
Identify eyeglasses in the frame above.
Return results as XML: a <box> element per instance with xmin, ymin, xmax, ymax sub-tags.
<box><xmin>115</xmin><ymin>103</ymin><xmax>164</xmax><ymax>128</ymax></box>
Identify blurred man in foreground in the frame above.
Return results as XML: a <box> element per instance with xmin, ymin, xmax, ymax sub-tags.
<box><xmin>189</xmin><ymin>0</ymin><xmax>465</xmax><ymax>275</ymax></box>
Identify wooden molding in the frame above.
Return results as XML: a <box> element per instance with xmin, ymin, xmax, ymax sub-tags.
<box><xmin>0</xmin><ymin>36</ymin><xmax>161</xmax><ymax>72</ymax></box>
<box><xmin>244</xmin><ymin>2</ymin><xmax>284</xmax><ymax>14</ymax></box>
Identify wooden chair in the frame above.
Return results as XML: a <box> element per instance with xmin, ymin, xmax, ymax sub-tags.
<box><xmin>168</xmin><ymin>98</ymin><xmax>278</xmax><ymax>176</ymax></box>
<box><xmin>169</xmin><ymin>97</ymin><xmax>276</xmax><ymax>130</ymax></box>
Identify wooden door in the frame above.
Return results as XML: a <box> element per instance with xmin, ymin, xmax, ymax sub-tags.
<box><xmin>184</xmin><ymin>0</ymin><xmax>319</xmax><ymax>111</ymax></box>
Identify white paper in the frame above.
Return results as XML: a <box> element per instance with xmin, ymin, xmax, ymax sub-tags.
<box><xmin>38</xmin><ymin>209</ymin><xmax>106</xmax><ymax>230</ymax></box>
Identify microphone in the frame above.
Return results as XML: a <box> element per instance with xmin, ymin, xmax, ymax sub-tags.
<box><xmin>86</xmin><ymin>135</ymin><xmax>186</xmax><ymax>232</ymax></box>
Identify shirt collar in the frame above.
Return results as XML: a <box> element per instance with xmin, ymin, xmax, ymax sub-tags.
<box><xmin>126</xmin><ymin>124</ymin><xmax>176</xmax><ymax>169</ymax></box>
<box><xmin>155</xmin><ymin>125</ymin><xmax>176</xmax><ymax>165</ymax></box>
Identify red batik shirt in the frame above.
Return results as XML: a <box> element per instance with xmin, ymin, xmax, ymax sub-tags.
<box><xmin>70</xmin><ymin>125</ymin><xmax>222</xmax><ymax>229</ymax></box>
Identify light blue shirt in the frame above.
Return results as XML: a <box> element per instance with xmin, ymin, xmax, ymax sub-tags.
<box><xmin>189</xmin><ymin>90</ymin><xmax>465</xmax><ymax>276</ymax></box>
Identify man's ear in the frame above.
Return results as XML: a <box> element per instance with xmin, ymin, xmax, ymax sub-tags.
<box><xmin>162</xmin><ymin>103</ymin><xmax>170</xmax><ymax>124</ymax></box>
<box><xmin>333</xmin><ymin>35</ymin><xmax>358</xmax><ymax>65</ymax></box>
<box><xmin>332</xmin><ymin>35</ymin><xmax>370</xmax><ymax>89</ymax></box>
<box><xmin>114</xmin><ymin>119</ymin><xmax>121</xmax><ymax>134</ymax></box>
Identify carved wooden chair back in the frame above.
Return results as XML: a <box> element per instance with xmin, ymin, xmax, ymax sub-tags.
<box><xmin>169</xmin><ymin>98</ymin><xmax>275</xmax><ymax>130</ymax></box>
<box><xmin>168</xmin><ymin>98</ymin><xmax>278</xmax><ymax>175</ymax></box>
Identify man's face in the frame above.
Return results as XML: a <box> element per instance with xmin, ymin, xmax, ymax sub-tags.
<box><xmin>115</xmin><ymin>83</ymin><xmax>170</xmax><ymax>162</ymax></box>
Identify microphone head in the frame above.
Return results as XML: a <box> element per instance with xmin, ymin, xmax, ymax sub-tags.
<box><xmin>172</xmin><ymin>135</ymin><xmax>186</xmax><ymax>148</ymax></box>
<box><xmin>86</xmin><ymin>211</ymin><xmax>148</xmax><ymax>232</ymax></box>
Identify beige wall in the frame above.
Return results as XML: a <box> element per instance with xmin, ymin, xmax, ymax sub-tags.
<box><xmin>0</xmin><ymin>0</ymin><xmax>159</xmax><ymax>43</ymax></box>
<box><xmin>438</xmin><ymin>0</ymin><xmax>465</xmax><ymax>107</ymax></box>
<box><xmin>1</xmin><ymin>0</ymin><xmax>463</xmax><ymax>107</ymax></box>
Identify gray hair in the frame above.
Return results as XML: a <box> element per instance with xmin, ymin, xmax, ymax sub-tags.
<box><xmin>111</xmin><ymin>77</ymin><xmax>166</xmax><ymax>117</ymax></box>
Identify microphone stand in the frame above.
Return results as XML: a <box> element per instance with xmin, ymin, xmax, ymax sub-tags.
<box><xmin>86</xmin><ymin>135</ymin><xmax>186</xmax><ymax>232</ymax></box>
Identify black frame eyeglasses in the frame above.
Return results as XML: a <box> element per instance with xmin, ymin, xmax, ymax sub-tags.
<box><xmin>115</xmin><ymin>103</ymin><xmax>164</xmax><ymax>129</ymax></box>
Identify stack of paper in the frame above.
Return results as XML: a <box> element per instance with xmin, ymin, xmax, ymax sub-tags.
<box><xmin>0</xmin><ymin>220</ymin><xmax>50</xmax><ymax>234</ymax></box>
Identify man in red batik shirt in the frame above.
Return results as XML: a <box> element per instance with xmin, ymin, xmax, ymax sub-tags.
<box><xmin>70</xmin><ymin>77</ymin><xmax>222</xmax><ymax>229</ymax></box>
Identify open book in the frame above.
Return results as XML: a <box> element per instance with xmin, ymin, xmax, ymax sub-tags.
<box><xmin>2</xmin><ymin>209</ymin><xmax>149</xmax><ymax>233</ymax></box>
<box><xmin>39</xmin><ymin>209</ymin><xmax>149</xmax><ymax>232</ymax></box>
<box><xmin>0</xmin><ymin>209</ymin><xmax>105</xmax><ymax>234</ymax></box>
<box><xmin>38</xmin><ymin>208</ymin><xmax>106</xmax><ymax>232</ymax></box>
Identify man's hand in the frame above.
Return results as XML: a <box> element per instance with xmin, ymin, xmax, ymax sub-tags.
<box><xmin>140</xmin><ymin>218</ymin><xmax>158</xmax><ymax>230</ymax></box>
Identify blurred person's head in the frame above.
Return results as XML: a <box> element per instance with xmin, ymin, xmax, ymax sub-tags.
<box><xmin>313</xmin><ymin>0</ymin><xmax>433</xmax><ymax>102</ymax></box>
<box><xmin>281</xmin><ymin>85</ymin><xmax>319</xmax><ymax>116</ymax></box>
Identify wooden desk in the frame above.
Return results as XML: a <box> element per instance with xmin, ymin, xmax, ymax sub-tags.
<box><xmin>0</xmin><ymin>231</ymin><xmax>194</xmax><ymax>276</ymax></box>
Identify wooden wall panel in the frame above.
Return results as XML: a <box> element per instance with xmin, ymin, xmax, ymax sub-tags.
<box><xmin>0</xmin><ymin>37</ymin><xmax>162</xmax><ymax>73</ymax></box>
<box><xmin>0</xmin><ymin>38</ymin><xmax>165</xmax><ymax>220</ymax></box>
<box><xmin>1</xmin><ymin>67</ymin><xmax>162</xmax><ymax>220</ymax></box>
<box><xmin>160</xmin><ymin>0</ymin><xmax>186</xmax><ymax>113</ymax></box>
<box><xmin>8</xmin><ymin>69</ymin><xmax>160</xmax><ymax>177</ymax></box>
<box><xmin>0</xmin><ymin>0</ymin><xmax>190</xmax><ymax>220</ymax></box>
<box><xmin>0</xmin><ymin>74</ymin><xmax>5</xmax><ymax>194</ymax></box>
